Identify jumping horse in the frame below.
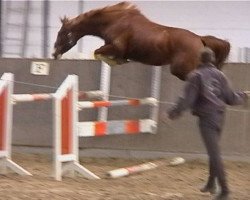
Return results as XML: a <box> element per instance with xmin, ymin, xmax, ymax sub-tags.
<box><xmin>52</xmin><ymin>1</ymin><xmax>230</xmax><ymax>80</ymax></box>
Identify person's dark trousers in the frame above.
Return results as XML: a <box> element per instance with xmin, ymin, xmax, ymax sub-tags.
<box><xmin>198</xmin><ymin>116</ymin><xmax>229</xmax><ymax>194</ymax></box>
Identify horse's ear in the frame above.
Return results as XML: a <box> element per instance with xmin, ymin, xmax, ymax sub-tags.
<box><xmin>60</xmin><ymin>15</ymin><xmax>68</xmax><ymax>24</ymax></box>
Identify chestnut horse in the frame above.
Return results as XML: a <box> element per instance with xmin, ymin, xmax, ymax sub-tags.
<box><xmin>52</xmin><ymin>1</ymin><xmax>230</xmax><ymax>80</ymax></box>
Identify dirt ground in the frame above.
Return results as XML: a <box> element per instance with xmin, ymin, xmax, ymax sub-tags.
<box><xmin>0</xmin><ymin>153</ymin><xmax>250</xmax><ymax>200</ymax></box>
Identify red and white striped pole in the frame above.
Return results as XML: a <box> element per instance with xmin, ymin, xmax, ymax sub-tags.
<box><xmin>77</xmin><ymin>97</ymin><xmax>158</xmax><ymax>109</ymax></box>
<box><xmin>78</xmin><ymin>119</ymin><xmax>156</xmax><ymax>137</ymax></box>
<box><xmin>12</xmin><ymin>93</ymin><xmax>53</xmax><ymax>103</ymax></box>
<box><xmin>107</xmin><ymin>162</ymin><xmax>158</xmax><ymax>178</ymax></box>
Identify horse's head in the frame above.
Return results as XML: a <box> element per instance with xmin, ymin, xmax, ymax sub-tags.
<box><xmin>52</xmin><ymin>17</ymin><xmax>77</xmax><ymax>59</ymax></box>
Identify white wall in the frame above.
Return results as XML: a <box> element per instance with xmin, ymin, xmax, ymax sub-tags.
<box><xmin>2</xmin><ymin>1</ymin><xmax>250</xmax><ymax>62</ymax></box>
<box><xmin>2</xmin><ymin>1</ymin><xmax>43</xmax><ymax>57</ymax></box>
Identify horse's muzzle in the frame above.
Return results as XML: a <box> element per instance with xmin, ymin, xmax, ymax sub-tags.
<box><xmin>52</xmin><ymin>51</ymin><xmax>62</xmax><ymax>60</ymax></box>
<box><xmin>52</xmin><ymin>52</ymin><xmax>57</xmax><ymax>59</ymax></box>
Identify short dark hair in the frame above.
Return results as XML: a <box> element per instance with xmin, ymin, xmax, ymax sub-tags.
<box><xmin>199</xmin><ymin>47</ymin><xmax>215</xmax><ymax>64</ymax></box>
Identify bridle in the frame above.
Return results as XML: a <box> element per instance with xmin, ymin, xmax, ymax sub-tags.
<box><xmin>67</xmin><ymin>32</ymin><xmax>75</xmax><ymax>47</ymax></box>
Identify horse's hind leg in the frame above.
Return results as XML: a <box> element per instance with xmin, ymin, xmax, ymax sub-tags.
<box><xmin>94</xmin><ymin>44</ymin><xmax>128</xmax><ymax>66</ymax></box>
<box><xmin>170</xmin><ymin>52</ymin><xmax>198</xmax><ymax>80</ymax></box>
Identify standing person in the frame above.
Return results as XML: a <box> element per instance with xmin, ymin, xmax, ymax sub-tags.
<box><xmin>166</xmin><ymin>47</ymin><xmax>248</xmax><ymax>200</ymax></box>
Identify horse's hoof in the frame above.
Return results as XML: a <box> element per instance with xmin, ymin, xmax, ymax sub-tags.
<box><xmin>94</xmin><ymin>54</ymin><xmax>119</xmax><ymax>66</ymax></box>
<box><xmin>94</xmin><ymin>53</ymin><xmax>102</xmax><ymax>60</ymax></box>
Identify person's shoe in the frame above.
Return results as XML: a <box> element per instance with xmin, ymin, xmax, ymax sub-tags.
<box><xmin>213</xmin><ymin>191</ymin><xmax>230</xmax><ymax>200</ymax></box>
<box><xmin>200</xmin><ymin>184</ymin><xmax>217</xmax><ymax>194</ymax></box>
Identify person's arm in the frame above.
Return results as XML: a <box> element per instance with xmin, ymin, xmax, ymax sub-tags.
<box><xmin>222</xmin><ymin>75</ymin><xmax>248</xmax><ymax>106</ymax></box>
<box><xmin>168</xmin><ymin>72</ymin><xmax>200</xmax><ymax>119</ymax></box>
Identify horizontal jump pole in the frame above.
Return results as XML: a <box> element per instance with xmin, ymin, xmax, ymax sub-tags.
<box><xmin>12</xmin><ymin>93</ymin><xmax>53</xmax><ymax>103</ymax></box>
<box><xmin>78</xmin><ymin>90</ymin><xmax>103</xmax><ymax>99</ymax></box>
<box><xmin>107</xmin><ymin>162</ymin><xmax>158</xmax><ymax>178</ymax></box>
<box><xmin>12</xmin><ymin>90</ymin><xmax>104</xmax><ymax>104</ymax></box>
<box><xmin>78</xmin><ymin>97</ymin><xmax>157</xmax><ymax>109</ymax></box>
<box><xmin>78</xmin><ymin>119</ymin><xmax>157</xmax><ymax>137</ymax></box>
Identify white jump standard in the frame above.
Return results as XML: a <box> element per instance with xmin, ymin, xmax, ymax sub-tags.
<box><xmin>0</xmin><ymin>73</ymin><xmax>98</xmax><ymax>180</ymax></box>
<box><xmin>53</xmin><ymin>75</ymin><xmax>100</xmax><ymax>181</ymax></box>
<box><xmin>0</xmin><ymin>73</ymin><xmax>32</xmax><ymax>176</ymax></box>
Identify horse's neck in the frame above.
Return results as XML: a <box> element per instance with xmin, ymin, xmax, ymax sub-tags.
<box><xmin>70</xmin><ymin>13</ymin><xmax>107</xmax><ymax>40</ymax></box>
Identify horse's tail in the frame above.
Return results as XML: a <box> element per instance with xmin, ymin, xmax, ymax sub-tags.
<box><xmin>200</xmin><ymin>35</ymin><xmax>231</xmax><ymax>69</ymax></box>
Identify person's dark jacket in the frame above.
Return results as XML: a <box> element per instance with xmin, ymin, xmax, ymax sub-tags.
<box><xmin>168</xmin><ymin>63</ymin><xmax>247</xmax><ymax>121</ymax></box>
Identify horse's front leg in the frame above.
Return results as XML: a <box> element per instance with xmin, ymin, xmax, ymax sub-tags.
<box><xmin>94</xmin><ymin>44</ymin><xmax>128</xmax><ymax>66</ymax></box>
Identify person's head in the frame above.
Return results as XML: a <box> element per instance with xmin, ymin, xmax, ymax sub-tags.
<box><xmin>199</xmin><ymin>47</ymin><xmax>215</xmax><ymax>64</ymax></box>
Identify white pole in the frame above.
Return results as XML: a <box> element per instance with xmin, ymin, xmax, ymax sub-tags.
<box><xmin>150</xmin><ymin>66</ymin><xmax>161</xmax><ymax>133</ymax></box>
<box><xmin>98</xmin><ymin>62</ymin><xmax>111</xmax><ymax>121</ymax></box>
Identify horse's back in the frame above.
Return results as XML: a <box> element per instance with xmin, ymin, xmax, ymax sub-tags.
<box><xmin>167</xmin><ymin>27</ymin><xmax>203</xmax><ymax>50</ymax></box>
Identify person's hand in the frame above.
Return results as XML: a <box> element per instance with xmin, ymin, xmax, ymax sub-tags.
<box><xmin>243</xmin><ymin>91</ymin><xmax>250</xmax><ymax>108</ymax></box>
<box><xmin>244</xmin><ymin>91</ymin><xmax>250</xmax><ymax>97</ymax></box>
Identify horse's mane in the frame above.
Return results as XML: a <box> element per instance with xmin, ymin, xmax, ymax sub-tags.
<box><xmin>62</xmin><ymin>2</ymin><xmax>140</xmax><ymax>27</ymax></box>
<box><xmin>61</xmin><ymin>1</ymin><xmax>141</xmax><ymax>26</ymax></box>
<box><xmin>84</xmin><ymin>1</ymin><xmax>139</xmax><ymax>18</ymax></box>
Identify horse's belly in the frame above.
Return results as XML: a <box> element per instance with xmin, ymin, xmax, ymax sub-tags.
<box><xmin>127</xmin><ymin>47</ymin><xmax>169</xmax><ymax>66</ymax></box>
